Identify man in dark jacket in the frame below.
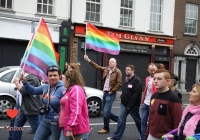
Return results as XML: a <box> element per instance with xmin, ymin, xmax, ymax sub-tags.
<box><xmin>10</xmin><ymin>72</ymin><xmax>41</xmax><ymax>140</ymax></box>
<box><xmin>168</xmin><ymin>73</ymin><xmax>182</xmax><ymax>100</ymax></box>
<box><xmin>107</xmin><ymin>65</ymin><xmax>142</xmax><ymax>140</ymax></box>
<box><xmin>84</xmin><ymin>54</ymin><xmax>122</xmax><ymax>134</ymax></box>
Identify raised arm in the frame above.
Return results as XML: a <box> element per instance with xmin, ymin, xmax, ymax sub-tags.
<box><xmin>84</xmin><ymin>54</ymin><xmax>105</xmax><ymax>71</ymax></box>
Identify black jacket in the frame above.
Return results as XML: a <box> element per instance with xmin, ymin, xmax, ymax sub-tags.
<box><xmin>19</xmin><ymin>74</ymin><xmax>41</xmax><ymax>115</ymax></box>
<box><xmin>174</xmin><ymin>89</ymin><xmax>182</xmax><ymax>100</ymax></box>
<box><xmin>120</xmin><ymin>75</ymin><xmax>142</xmax><ymax>108</ymax></box>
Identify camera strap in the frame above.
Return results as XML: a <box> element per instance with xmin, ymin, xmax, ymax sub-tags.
<box><xmin>48</xmin><ymin>85</ymin><xmax>60</xmax><ymax>114</ymax></box>
<box><xmin>47</xmin><ymin>85</ymin><xmax>51</xmax><ymax>107</ymax></box>
<box><xmin>41</xmin><ymin>85</ymin><xmax>60</xmax><ymax>114</ymax></box>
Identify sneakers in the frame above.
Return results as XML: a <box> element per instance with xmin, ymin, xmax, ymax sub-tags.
<box><xmin>107</xmin><ymin>137</ymin><xmax>118</xmax><ymax>140</ymax></box>
<box><xmin>98</xmin><ymin>128</ymin><xmax>109</xmax><ymax>134</ymax></box>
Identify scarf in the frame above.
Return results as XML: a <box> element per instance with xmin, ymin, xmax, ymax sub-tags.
<box><xmin>178</xmin><ymin>104</ymin><xmax>200</xmax><ymax>136</ymax></box>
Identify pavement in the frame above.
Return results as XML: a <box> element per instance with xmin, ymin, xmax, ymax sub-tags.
<box><xmin>115</xmin><ymin>91</ymin><xmax>190</xmax><ymax>105</ymax></box>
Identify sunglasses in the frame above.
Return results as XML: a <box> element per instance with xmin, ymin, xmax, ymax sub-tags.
<box><xmin>47</xmin><ymin>66</ymin><xmax>59</xmax><ymax>71</ymax></box>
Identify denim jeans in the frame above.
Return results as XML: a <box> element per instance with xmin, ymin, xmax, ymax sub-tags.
<box><xmin>102</xmin><ymin>92</ymin><xmax>118</xmax><ymax>131</ymax></box>
<box><xmin>8</xmin><ymin>109</ymin><xmax>40</xmax><ymax>140</ymax></box>
<box><xmin>8</xmin><ymin>108</ymin><xmax>22</xmax><ymax>140</ymax></box>
<box><xmin>113</xmin><ymin>103</ymin><xmax>141</xmax><ymax>140</ymax></box>
<box><xmin>59</xmin><ymin>129</ymin><xmax>90</xmax><ymax>140</ymax></box>
<box><xmin>34</xmin><ymin>120</ymin><xmax>60</xmax><ymax>140</ymax></box>
<box><xmin>141</xmin><ymin>103</ymin><xmax>150</xmax><ymax>140</ymax></box>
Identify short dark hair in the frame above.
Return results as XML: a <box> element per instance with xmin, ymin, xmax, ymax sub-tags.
<box><xmin>126</xmin><ymin>65</ymin><xmax>135</xmax><ymax>70</ymax></box>
<box><xmin>170</xmin><ymin>73</ymin><xmax>179</xmax><ymax>86</ymax></box>
<box><xmin>47</xmin><ymin>65</ymin><xmax>61</xmax><ymax>75</ymax></box>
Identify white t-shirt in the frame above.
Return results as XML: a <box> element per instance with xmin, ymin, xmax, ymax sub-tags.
<box><xmin>144</xmin><ymin>77</ymin><xmax>153</xmax><ymax>105</ymax></box>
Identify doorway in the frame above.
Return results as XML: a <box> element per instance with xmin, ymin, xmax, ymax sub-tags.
<box><xmin>185</xmin><ymin>59</ymin><xmax>196</xmax><ymax>92</ymax></box>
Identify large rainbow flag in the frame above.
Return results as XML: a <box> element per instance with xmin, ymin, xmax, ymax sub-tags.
<box><xmin>86</xmin><ymin>23</ymin><xmax>120</xmax><ymax>55</ymax></box>
<box><xmin>21</xmin><ymin>17</ymin><xmax>59</xmax><ymax>82</ymax></box>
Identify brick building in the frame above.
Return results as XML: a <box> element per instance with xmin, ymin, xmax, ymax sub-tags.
<box><xmin>68</xmin><ymin>0</ymin><xmax>176</xmax><ymax>89</ymax></box>
<box><xmin>173</xmin><ymin>0</ymin><xmax>200</xmax><ymax>92</ymax></box>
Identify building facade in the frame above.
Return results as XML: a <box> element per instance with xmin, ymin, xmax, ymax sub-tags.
<box><xmin>0</xmin><ymin>0</ymin><xmax>69</xmax><ymax>67</ymax></box>
<box><xmin>0</xmin><ymin>0</ymin><xmax>177</xmax><ymax>90</ymax></box>
<box><xmin>173</xmin><ymin>0</ymin><xmax>200</xmax><ymax>92</ymax></box>
<box><xmin>70</xmin><ymin>0</ymin><xmax>176</xmax><ymax>89</ymax></box>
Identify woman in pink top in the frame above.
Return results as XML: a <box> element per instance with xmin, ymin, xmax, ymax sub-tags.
<box><xmin>59</xmin><ymin>70</ymin><xmax>90</xmax><ymax>140</ymax></box>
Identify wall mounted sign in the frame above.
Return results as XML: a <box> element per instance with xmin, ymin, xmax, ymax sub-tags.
<box><xmin>75</xmin><ymin>25</ymin><xmax>174</xmax><ymax>45</ymax></box>
<box><xmin>120</xmin><ymin>47</ymin><xmax>153</xmax><ymax>54</ymax></box>
<box><xmin>155</xmin><ymin>56</ymin><xmax>171</xmax><ymax>62</ymax></box>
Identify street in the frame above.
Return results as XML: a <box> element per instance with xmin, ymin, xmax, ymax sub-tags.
<box><xmin>0</xmin><ymin>100</ymin><xmax>188</xmax><ymax>140</ymax></box>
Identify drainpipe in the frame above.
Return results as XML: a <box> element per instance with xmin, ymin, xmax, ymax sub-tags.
<box><xmin>68</xmin><ymin>0</ymin><xmax>72</xmax><ymax>63</ymax></box>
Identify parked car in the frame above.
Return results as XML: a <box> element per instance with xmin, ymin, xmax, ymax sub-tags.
<box><xmin>0</xmin><ymin>66</ymin><xmax>103</xmax><ymax>117</ymax></box>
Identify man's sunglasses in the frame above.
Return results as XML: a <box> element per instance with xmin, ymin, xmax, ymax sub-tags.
<box><xmin>47</xmin><ymin>66</ymin><xmax>59</xmax><ymax>71</ymax></box>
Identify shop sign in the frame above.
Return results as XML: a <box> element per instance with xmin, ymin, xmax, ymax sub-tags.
<box><xmin>75</xmin><ymin>25</ymin><xmax>174</xmax><ymax>45</ymax></box>
<box><xmin>121</xmin><ymin>47</ymin><xmax>153</xmax><ymax>54</ymax></box>
<box><xmin>156</xmin><ymin>38</ymin><xmax>167</xmax><ymax>42</ymax></box>
<box><xmin>155</xmin><ymin>56</ymin><xmax>171</xmax><ymax>62</ymax></box>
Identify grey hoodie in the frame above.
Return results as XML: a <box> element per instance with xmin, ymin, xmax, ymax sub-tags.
<box><xmin>19</xmin><ymin>74</ymin><xmax>41</xmax><ymax>115</ymax></box>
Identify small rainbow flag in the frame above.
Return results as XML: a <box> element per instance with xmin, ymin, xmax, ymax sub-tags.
<box><xmin>86</xmin><ymin>23</ymin><xmax>120</xmax><ymax>55</ymax></box>
<box><xmin>21</xmin><ymin>17</ymin><xmax>59</xmax><ymax>82</ymax></box>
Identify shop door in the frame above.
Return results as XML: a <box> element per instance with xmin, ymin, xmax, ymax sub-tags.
<box><xmin>185</xmin><ymin>59</ymin><xmax>196</xmax><ymax>92</ymax></box>
<box><xmin>78</xmin><ymin>38</ymin><xmax>102</xmax><ymax>89</ymax></box>
<box><xmin>108</xmin><ymin>53</ymin><xmax>150</xmax><ymax>90</ymax></box>
<box><xmin>0</xmin><ymin>39</ymin><xmax>28</xmax><ymax>67</ymax></box>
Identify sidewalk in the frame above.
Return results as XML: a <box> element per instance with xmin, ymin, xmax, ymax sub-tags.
<box><xmin>116</xmin><ymin>92</ymin><xmax>190</xmax><ymax>105</ymax></box>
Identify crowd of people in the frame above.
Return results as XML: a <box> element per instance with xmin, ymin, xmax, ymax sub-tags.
<box><xmin>8</xmin><ymin>55</ymin><xmax>200</xmax><ymax>140</ymax></box>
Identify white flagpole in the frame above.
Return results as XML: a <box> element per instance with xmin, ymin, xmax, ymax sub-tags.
<box><xmin>21</xmin><ymin>17</ymin><xmax>43</xmax><ymax>71</ymax></box>
<box><xmin>85</xmin><ymin>22</ymin><xmax>87</xmax><ymax>55</ymax></box>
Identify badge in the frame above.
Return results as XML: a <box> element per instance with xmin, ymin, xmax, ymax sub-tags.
<box><xmin>128</xmin><ymin>84</ymin><xmax>133</xmax><ymax>88</ymax></box>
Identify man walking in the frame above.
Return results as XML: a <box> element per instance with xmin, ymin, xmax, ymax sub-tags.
<box><xmin>141</xmin><ymin>63</ymin><xmax>157</xmax><ymax>140</ymax></box>
<box><xmin>107</xmin><ymin>65</ymin><xmax>142</xmax><ymax>140</ymax></box>
<box><xmin>84</xmin><ymin>54</ymin><xmax>122</xmax><ymax>134</ymax></box>
<box><xmin>146</xmin><ymin>69</ymin><xmax>182</xmax><ymax>140</ymax></box>
<box><xmin>10</xmin><ymin>72</ymin><xmax>41</xmax><ymax>140</ymax></box>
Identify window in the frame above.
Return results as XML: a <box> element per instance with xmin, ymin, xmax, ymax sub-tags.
<box><xmin>0</xmin><ymin>0</ymin><xmax>12</xmax><ymax>9</ymax></box>
<box><xmin>37</xmin><ymin>0</ymin><xmax>53</xmax><ymax>15</ymax></box>
<box><xmin>85</xmin><ymin>0</ymin><xmax>101</xmax><ymax>22</ymax></box>
<box><xmin>0</xmin><ymin>71</ymin><xmax>16</xmax><ymax>83</ymax></box>
<box><xmin>150</xmin><ymin>0</ymin><xmax>162</xmax><ymax>31</ymax></box>
<box><xmin>120</xmin><ymin>0</ymin><xmax>133</xmax><ymax>27</ymax></box>
<box><xmin>185</xmin><ymin>3</ymin><xmax>198</xmax><ymax>35</ymax></box>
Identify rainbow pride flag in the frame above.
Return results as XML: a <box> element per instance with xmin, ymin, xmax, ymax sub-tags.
<box><xmin>21</xmin><ymin>17</ymin><xmax>59</xmax><ymax>82</ymax></box>
<box><xmin>86</xmin><ymin>23</ymin><xmax>120</xmax><ymax>55</ymax></box>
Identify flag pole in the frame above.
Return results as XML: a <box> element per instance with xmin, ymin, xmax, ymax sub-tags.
<box><xmin>22</xmin><ymin>17</ymin><xmax>42</xmax><ymax>70</ymax></box>
<box><xmin>85</xmin><ymin>22</ymin><xmax>87</xmax><ymax>55</ymax></box>
<box><xmin>16</xmin><ymin>33</ymin><xmax>35</xmax><ymax>78</ymax></box>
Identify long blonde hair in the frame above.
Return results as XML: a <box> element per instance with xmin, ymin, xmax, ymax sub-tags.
<box><xmin>193</xmin><ymin>82</ymin><xmax>200</xmax><ymax>94</ymax></box>
<box><xmin>65</xmin><ymin>70</ymin><xmax>85</xmax><ymax>91</ymax></box>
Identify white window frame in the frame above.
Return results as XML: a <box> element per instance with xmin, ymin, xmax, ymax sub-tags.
<box><xmin>149</xmin><ymin>0</ymin><xmax>162</xmax><ymax>31</ymax></box>
<box><xmin>120</xmin><ymin>0</ymin><xmax>134</xmax><ymax>27</ymax></box>
<box><xmin>85</xmin><ymin>0</ymin><xmax>101</xmax><ymax>22</ymax></box>
<box><xmin>0</xmin><ymin>0</ymin><xmax>12</xmax><ymax>9</ymax></box>
<box><xmin>37</xmin><ymin>0</ymin><xmax>54</xmax><ymax>15</ymax></box>
<box><xmin>184</xmin><ymin>3</ymin><xmax>198</xmax><ymax>35</ymax></box>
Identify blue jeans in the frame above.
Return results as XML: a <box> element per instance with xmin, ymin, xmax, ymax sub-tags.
<box><xmin>8</xmin><ymin>109</ymin><xmax>40</xmax><ymax>140</ymax></box>
<box><xmin>34</xmin><ymin>120</ymin><xmax>60</xmax><ymax>140</ymax></box>
<box><xmin>8</xmin><ymin>108</ymin><xmax>22</xmax><ymax>140</ymax></box>
<box><xmin>113</xmin><ymin>103</ymin><xmax>141</xmax><ymax>140</ymax></box>
<box><xmin>102</xmin><ymin>92</ymin><xmax>118</xmax><ymax>131</ymax></box>
<box><xmin>59</xmin><ymin>129</ymin><xmax>90</xmax><ymax>140</ymax></box>
<box><xmin>141</xmin><ymin>103</ymin><xmax>150</xmax><ymax>140</ymax></box>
